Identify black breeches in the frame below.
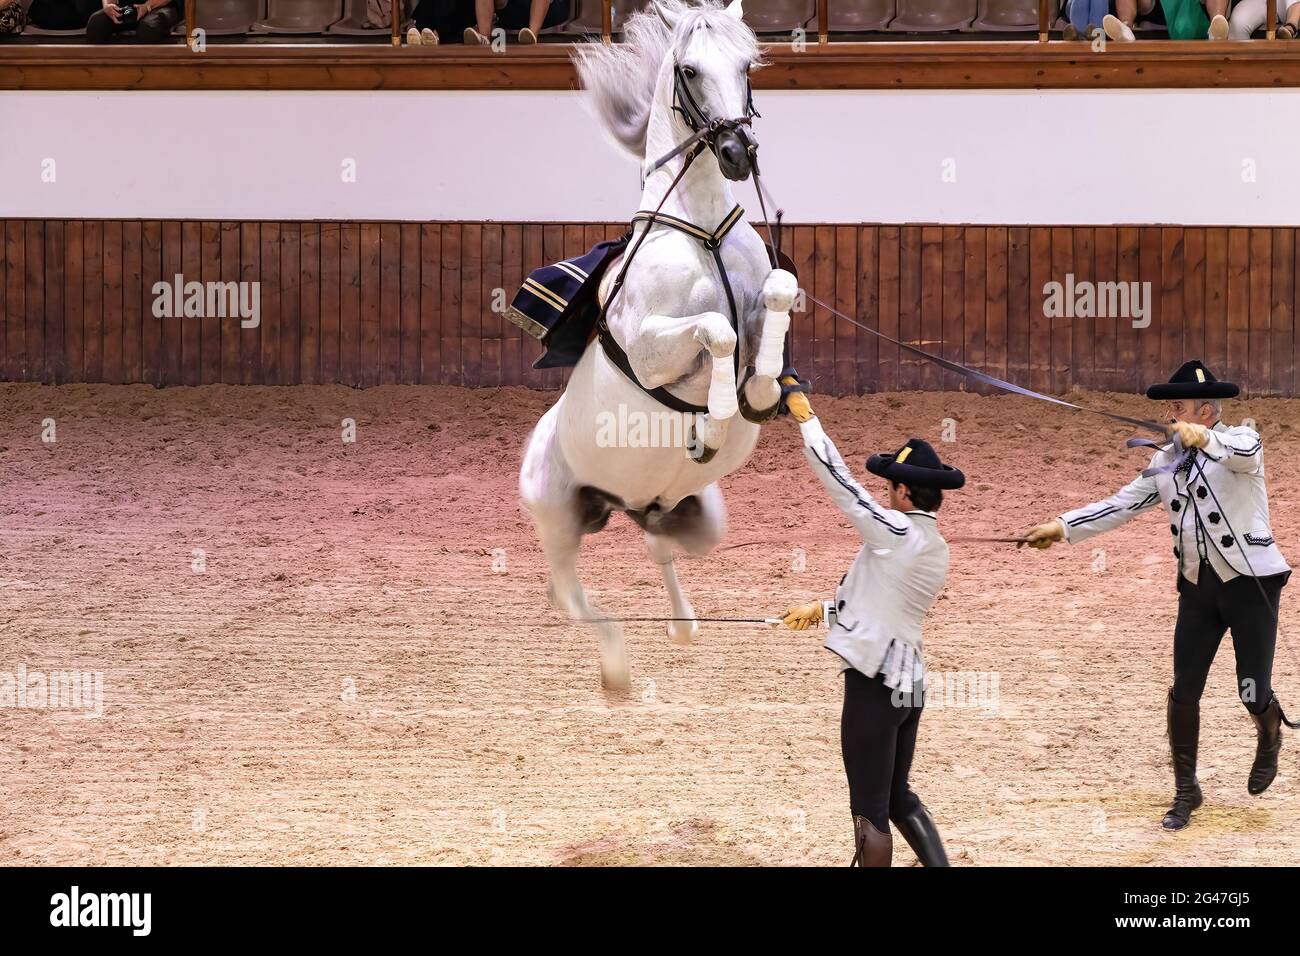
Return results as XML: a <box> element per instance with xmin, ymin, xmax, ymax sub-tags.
<box><xmin>841</xmin><ymin>667</ymin><xmax>923</xmax><ymax>832</ymax></box>
<box><xmin>1172</xmin><ymin>562</ymin><xmax>1288</xmax><ymax>714</ymax></box>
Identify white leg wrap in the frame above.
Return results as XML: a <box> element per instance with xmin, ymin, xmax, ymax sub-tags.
<box><xmin>707</xmin><ymin>355</ymin><xmax>738</xmax><ymax>420</ymax></box>
<box><xmin>755</xmin><ymin>310</ymin><xmax>790</xmax><ymax>380</ymax></box>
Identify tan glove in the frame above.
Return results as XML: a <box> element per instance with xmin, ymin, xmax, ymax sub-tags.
<box><xmin>780</xmin><ymin>375</ymin><xmax>814</xmax><ymax>424</ymax></box>
<box><xmin>1168</xmin><ymin>420</ymin><xmax>1210</xmax><ymax>450</ymax></box>
<box><xmin>782</xmin><ymin>601</ymin><xmax>824</xmax><ymax>631</ymax></box>
<box><xmin>1023</xmin><ymin>519</ymin><xmax>1066</xmax><ymax>550</ymax></box>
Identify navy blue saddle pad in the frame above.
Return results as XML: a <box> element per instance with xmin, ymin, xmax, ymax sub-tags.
<box><xmin>506</xmin><ymin>235</ymin><xmax>631</xmax><ymax>370</ymax></box>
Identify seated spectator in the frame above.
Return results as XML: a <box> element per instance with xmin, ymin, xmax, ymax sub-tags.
<box><xmin>464</xmin><ymin>0</ymin><xmax>568</xmax><ymax>44</ymax></box>
<box><xmin>1104</xmin><ymin>0</ymin><xmax>1230</xmax><ymax>39</ymax></box>
<box><xmin>1228</xmin><ymin>0</ymin><xmax>1299</xmax><ymax>35</ymax></box>
<box><xmin>412</xmin><ymin>0</ymin><xmax>473</xmax><ymax>41</ymax></box>
<box><xmin>1063</xmin><ymin>0</ymin><xmax>1108</xmax><ymax>37</ymax></box>
<box><xmin>85</xmin><ymin>0</ymin><xmax>183</xmax><ymax>42</ymax></box>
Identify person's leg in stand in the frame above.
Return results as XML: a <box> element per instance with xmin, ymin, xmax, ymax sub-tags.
<box><xmin>133</xmin><ymin>3</ymin><xmax>181</xmax><ymax>42</ymax></box>
<box><xmin>1280</xmin><ymin>0</ymin><xmax>1300</xmax><ymax>36</ymax></box>
<box><xmin>85</xmin><ymin>6</ymin><xmax>121</xmax><ymax>42</ymax></box>
<box><xmin>1205</xmin><ymin>0</ymin><xmax>1231</xmax><ymax>36</ymax></box>
<box><xmin>466</xmin><ymin>0</ymin><xmax>496</xmax><ymax>43</ymax></box>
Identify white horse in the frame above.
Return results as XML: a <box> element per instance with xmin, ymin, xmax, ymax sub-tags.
<box><xmin>519</xmin><ymin>0</ymin><xmax>798</xmax><ymax>688</ymax></box>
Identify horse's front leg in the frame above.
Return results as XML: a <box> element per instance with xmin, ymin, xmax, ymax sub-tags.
<box><xmin>742</xmin><ymin>268</ymin><xmax>798</xmax><ymax>417</ymax></box>
<box><xmin>625</xmin><ymin>310</ymin><xmax>738</xmax><ymax>453</ymax></box>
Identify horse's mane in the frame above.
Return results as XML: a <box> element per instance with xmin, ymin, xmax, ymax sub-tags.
<box><xmin>573</xmin><ymin>0</ymin><xmax>762</xmax><ymax>159</ymax></box>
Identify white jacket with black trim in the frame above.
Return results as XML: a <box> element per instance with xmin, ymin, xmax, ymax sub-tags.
<box><xmin>799</xmin><ymin>418</ymin><xmax>950</xmax><ymax>688</ymax></box>
<box><xmin>1059</xmin><ymin>421</ymin><xmax>1289</xmax><ymax>585</ymax></box>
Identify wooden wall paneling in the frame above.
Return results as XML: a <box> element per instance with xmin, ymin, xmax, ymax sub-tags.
<box><xmin>855</xmin><ymin>225</ymin><xmax>879</xmax><ymax>395</ymax></box>
<box><xmin>358</xmin><ymin>222</ymin><xmax>382</xmax><ymax>388</ymax></box>
<box><xmin>198</xmin><ymin>220</ymin><xmax>220</xmax><ymax>385</ymax></box>
<box><xmin>301</xmin><ymin>222</ymin><xmax>322</xmax><ymax>386</ymax></box>
<box><xmin>378</xmin><ymin>222</ymin><xmax>402</xmax><ymax>386</ymax></box>
<box><xmin>1159</xmin><ymin>227</ymin><xmax>1184</xmax><ymax>390</ymax></box>
<box><xmin>941</xmin><ymin>225</ymin><xmax>964</xmax><ymax>393</ymax></box>
<box><xmin>239</xmin><ymin>223</ymin><xmax>261</xmax><ymax>385</ymax></box>
<box><xmin>1182</xmin><ymin>228</ymin><xmax>1206</xmax><ymax>391</ymax></box>
<box><xmin>281</xmin><ymin>222</ymin><xmax>302</xmax><ymax>385</ymax></box>
<box><xmin>962</xmin><ymin>226</ymin><xmax>985</xmax><ymax>393</ymax></box>
<box><xmin>1248</xmin><ymin>227</ymin><xmax>1272</xmax><ymax>394</ymax></box>
<box><xmin>833</xmin><ymin>224</ymin><xmax>857</xmax><ymax>395</ymax></box>
<box><xmin>1270</xmin><ymin>228</ymin><xmax>1293</xmax><ymax>397</ymax></box>
<box><xmin>1225</xmin><ymin>227</ymin><xmax>1251</xmax><ymax>391</ymax></box>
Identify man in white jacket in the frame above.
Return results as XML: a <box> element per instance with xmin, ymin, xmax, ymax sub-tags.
<box><xmin>1024</xmin><ymin>360</ymin><xmax>1292</xmax><ymax>831</ymax></box>
<box><xmin>781</xmin><ymin>387</ymin><xmax>964</xmax><ymax>867</ymax></box>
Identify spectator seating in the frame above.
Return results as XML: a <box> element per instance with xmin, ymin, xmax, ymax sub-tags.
<box><xmin>827</xmin><ymin>0</ymin><xmax>894</xmax><ymax>32</ymax></box>
<box><xmin>254</xmin><ymin>0</ymin><xmax>346</xmax><ymax>33</ymax></box>
<box><xmin>889</xmin><ymin>0</ymin><xmax>977</xmax><ymax>31</ymax></box>
<box><xmin>971</xmin><ymin>0</ymin><xmax>1047</xmax><ymax>31</ymax></box>
<box><xmin>559</xmin><ymin>0</ymin><xmax>645</xmax><ymax>35</ymax></box>
<box><xmin>192</xmin><ymin>0</ymin><xmax>267</xmax><ymax>34</ymax></box>
<box><xmin>743</xmin><ymin>0</ymin><xmax>816</xmax><ymax>33</ymax></box>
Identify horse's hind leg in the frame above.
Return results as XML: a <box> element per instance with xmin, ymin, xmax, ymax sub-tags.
<box><xmin>642</xmin><ymin>483</ymin><xmax>728</xmax><ymax>645</ymax></box>
<box><xmin>520</xmin><ymin>410</ymin><xmax>630</xmax><ymax>689</ymax></box>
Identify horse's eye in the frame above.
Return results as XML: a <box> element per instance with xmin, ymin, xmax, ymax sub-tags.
<box><xmin>682</xmin><ymin>66</ymin><xmax>697</xmax><ymax>80</ymax></box>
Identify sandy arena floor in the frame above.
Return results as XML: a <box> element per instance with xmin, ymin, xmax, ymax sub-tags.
<box><xmin>1</xmin><ymin>382</ymin><xmax>1298</xmax><ymax>866</ymax></box>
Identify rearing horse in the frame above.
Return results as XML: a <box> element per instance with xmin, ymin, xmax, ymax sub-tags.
<box><xmin>519</xmin><ymin>0</ymin><xmax>797</xmax><ymax>688</ymax></box>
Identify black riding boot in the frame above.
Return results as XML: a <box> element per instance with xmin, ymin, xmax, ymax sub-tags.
<box><xmin>1162</xmin><ymin>689</ymin><xmax>1203</xmax><ymax>831</ymax></box>
<box><xmin>850</xmin><ymin>815</ymin><xmax>891</xmax><ymax>867</ymax></box>
<box><xmin>892</xmin><ymin>804</ymin><xmax>950</xmax><ymax>867</ymax></box>
<box><xmin>1247</xmin><ymin>695</ymin><xmax>1285</xmax><ymax>795</ymax></box>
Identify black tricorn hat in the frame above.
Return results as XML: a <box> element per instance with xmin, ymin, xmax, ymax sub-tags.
<box><xmin>1146</xmin><ymin>360</ymin><xmax>1239</xmax><ymax>400</ymax></box>
<box><xmin>866</xmin><ymin>438</ymin><xmax>965</xmax><ymax>490</ymax></box>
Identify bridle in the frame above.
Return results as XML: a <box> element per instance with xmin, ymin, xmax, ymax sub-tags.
<box><xmin>664</xmin><ymin>60</ymin><xmax>762</xmax><ymax>179</ymax></box>
<box><xmin>595</xmin><ymin>56</ymin><xmax>783</xmax><ymax>436</ymax></box>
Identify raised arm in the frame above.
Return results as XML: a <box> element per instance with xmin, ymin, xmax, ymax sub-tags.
<box><xmin>798</xmin><ymin>417</ymin><xmax>913</xmax><ymax>549</ymax></box>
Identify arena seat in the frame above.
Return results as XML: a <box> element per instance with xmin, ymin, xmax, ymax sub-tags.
<box><xmin>742</xmin><ymin>0</ymin><xmax>816</xmax><ymax>34</ymax></box>
<box><xmin>889</xmin><ymin>0</ymin><xmax>977</xmax><ymax>31</ymax></box>
<box><xmin>253</xmin><ymin>0</ymin><xmax>346</xmax><ymax>34</ymax></box>
<box><xmin>827</xmin><ymin>0</ymin><xmax>896</xmax><ymax>32</ymax></box>
<box><xmin>558</xmin><ymin>0</ymin><xmax>647</xmax><ymax>35</ymax></box>
<box><xmin>970</xmin><ymin>0</ymin><xmax>1049</xmax><ymax>30</ymax></box>
<box><xmin>189</xmin><ymin>0</ymin><xmax>267</xmax><ymax>34</ymax></box>
<box><xmin>327</xmin><ymin>0</ymin><xmax>396</xmax><ymax>35</ymax></box>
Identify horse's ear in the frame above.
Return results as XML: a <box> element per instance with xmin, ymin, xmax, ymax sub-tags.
<box><xmin>725</xmin><ymin>0</ymin><xmax>745</xmax><ymax>19</ymax></box>
<box><xmin>651</xmin><ymin>0</ymin><xmax>682</xmax><ymax>29</ymax></box>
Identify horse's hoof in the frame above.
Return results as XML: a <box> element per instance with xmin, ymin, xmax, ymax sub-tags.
<box><xmin>667</xmin><ymin>619</ymin><xmax>698</xmax><ymax>645</ymax></box>
<box><xmin>600</xmin><ymin>655</ymin><xmax>631</xmax><ymax>691</ymax></box>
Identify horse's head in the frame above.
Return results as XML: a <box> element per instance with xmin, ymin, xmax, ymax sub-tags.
<box><xmin>660</xmin><ymin>0</ymin><xmax>764</xmax><ymax>182</ymax></box>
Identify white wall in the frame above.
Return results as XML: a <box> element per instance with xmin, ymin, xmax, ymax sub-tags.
<box><xmin>3</xmin><ymin>88</ymin><xmax>1299</xmax><ymax>225</ymax></box>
